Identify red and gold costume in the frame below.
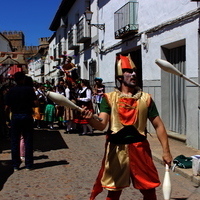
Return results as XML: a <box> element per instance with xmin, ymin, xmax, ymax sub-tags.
<box><xmin>90</xmin><ymin>54</ymin><xmax>160</xmax><ymax>200</ymax></box>
<box><xmin>90</xmin><ymin>89</ymin><xmax>160</xmax><ymax>199</ymax></box>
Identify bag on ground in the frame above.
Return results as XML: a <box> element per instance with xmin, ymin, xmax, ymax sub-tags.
<box><xmin>173</xmin><ymin>154</ymin><xmax>192</xmax><ymax>169</ymax></box>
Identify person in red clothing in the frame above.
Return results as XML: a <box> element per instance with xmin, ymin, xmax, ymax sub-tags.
<box><xmin>81</xmin><ymin>54</ymin><xmax>172</xmax><ymax>200</ymax></box>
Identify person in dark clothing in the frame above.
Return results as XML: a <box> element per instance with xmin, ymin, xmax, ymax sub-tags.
<box><xmin>0</xmin><ymin>85</ymin><xmax>9</xmax><ymax>139</ymax></box>
<box><xmin>5</xmin><ymin>72</ymin><xmax>38</xmax><ymax>171</ymax></box>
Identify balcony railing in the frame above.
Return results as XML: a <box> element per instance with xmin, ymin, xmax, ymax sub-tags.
<box><xmin>114</xmin><ymin>2</ymin><xmax>139</xmax><ymax>39</ymax></box>
<box><xmin>77</xmin><ymin>17</ymin><xmax>91</xmax><ymax>43</ymax></box>
<box><xmin>68</xmin><ymin>26</ymin><xmax>79</xmax><ymax>50</ymax></box>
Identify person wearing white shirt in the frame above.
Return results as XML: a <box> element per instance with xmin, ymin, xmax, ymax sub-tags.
<box><xmin>76</xmin><ymin>79</ymin><xmax>94</xmax><ymax>135</ymax></box>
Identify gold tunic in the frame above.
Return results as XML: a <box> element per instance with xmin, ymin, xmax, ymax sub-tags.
<box><xmin>105</xmin><ymin>89</ymin><xmax>151</xmax><ymax>136</ymax></box>
<box><xmin>101</xmin><ymin>90</ymin><xmax>152</xmax><ymax>190</ymax></box>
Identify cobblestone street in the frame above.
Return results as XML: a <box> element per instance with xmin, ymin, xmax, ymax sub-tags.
<box><xmin>0</xmin><ymin>129</ymin><xmax>200</xmax><ymax>200</ymax></box>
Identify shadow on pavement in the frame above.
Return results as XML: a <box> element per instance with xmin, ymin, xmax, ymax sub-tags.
<box><xmin>92</xmin><ymin>132</ymin><xmax>106</xmax><ymax>136</ymax></box>
<box><xmin>0</xmin><ymin>136</ymin><xmax>11</xmax><ymax>152</ymax></box>
<box><xmin>21</xmin><ymin>160</ymin><xmax>69</xmax><ymax>170</ymax></box>
<box><xmin>0</xmin><ymin>128</ymin><xmax>69</xmax><ymax>153</ymax></box>
<box><xmin>0</xmin><ymin>159</ymin><xmax>13</xmax><ymax>191</ymax></box>
<box><xmin>0</xmin><ymin>129</ymin><xmax>69</xmax><ymax>191</ymax></box>
<box><xmin>33</xmin><ymin>129</ymin><xmax>69</xmax><ymax>152</ymax></box>
<box><xmin>32</xmin><ymin>129</ymin><xmax>69</xmax><ymax>169</ymax></box>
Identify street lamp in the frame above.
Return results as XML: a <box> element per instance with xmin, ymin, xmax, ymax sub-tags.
<box><xmin>84</xmin><ymin>8</ymin><xmax>105</xmax><ymax>31</ymax></box>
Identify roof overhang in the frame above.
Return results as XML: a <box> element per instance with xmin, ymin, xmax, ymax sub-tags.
<box><xmin>49</xmin><ymin>0</ymin><xmax>75</xmax><ymax>31</ymax></box>
<box><xmin>0</xmin><ymin>52</ymin><xmax>27</xmax><ymax>66</ymax></box>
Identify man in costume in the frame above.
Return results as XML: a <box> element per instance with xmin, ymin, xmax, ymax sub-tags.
<box><xmin>82</xmin><ymin>54</ymin><xmax>172</xmax><ymax>200</ymax></box>
<box><xmin>53</xmin><ymin>56</ymin><xmax>78</xmax><ymax>82</ymax></box>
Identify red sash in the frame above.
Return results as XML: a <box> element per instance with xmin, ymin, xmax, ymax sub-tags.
<box><xmin>118</xmin><ymin>98</ymin><xmax>138</xmax><ymax>125</ymax></box>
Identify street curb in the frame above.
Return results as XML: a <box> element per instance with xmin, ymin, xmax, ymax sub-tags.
<box><xmin>152</xmin><ymin>153</ymin><xmax>200</xmax><ymax>186</ymax></box>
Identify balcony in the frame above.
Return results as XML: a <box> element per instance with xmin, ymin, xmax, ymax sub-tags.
<box><xmin>68</xmin><ymin>26</ymin><xmax>79</xmax><ymax>50</ymax></box>
<box><xmin>114</xmin><ymin>2</ymin><xmax>139</xmax><ymax>39</ymax></box>
<box><xmin>77</xmin><ymin>17</ymin><xmax>91</xmax><ymax>43</ymax></box>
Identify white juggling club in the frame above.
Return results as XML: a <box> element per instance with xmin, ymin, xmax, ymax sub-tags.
<box><xmin>162</xmin><ymin>164</ymin><xmax>172</xmax><ymax>200</ymax></box>
<box><xmin>155</xmin><ymin>58</ymin><xmax>200</xmax><ymax>87</ymax></box>
<box><xmin>46</xmin><ymin>91</ymin><xmax>102</xmax><ymax>121</ymax></box>
<box><xmin>47</xmin><ymin>91</ymin><xmax>82</xmax><ymax>111</ymax></box>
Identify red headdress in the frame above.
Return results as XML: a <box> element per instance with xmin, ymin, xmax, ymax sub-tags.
<box><xmin>115</xmin><ymin>54</ymin><xmax>136</xmax><ymax>77</ymax></box>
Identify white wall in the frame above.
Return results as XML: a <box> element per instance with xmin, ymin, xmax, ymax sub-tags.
<box><xmin>97</xmin><ymin>0</ymin><xmax>199</xmax><ymax>82</ymax></box>
<box><xmin>141</xmin><ymin>19</ymin><xmax>198</xmax><ymax>80</ymax></box>
<box><xmin>0</xmin><ymin>35</ymin><xmax>12</xmax><ymax>52</ymax></box>
<box><xmin>139</xmin><ymin>0</ymin><xmax>197</xmax><ymax>31</ymax></box>
<box><xmin>44</xmin><ymin>35</ymin><xmax>59</xmax><ymax>84</ymax></box>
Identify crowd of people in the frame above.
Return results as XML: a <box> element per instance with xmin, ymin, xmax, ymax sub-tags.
<box><xmin>0</xmin><ymin>71</ymin><xmax>105</xmax><ymax>170</ymax></box>
<box><xmin>0</xmin><ymin>75</ymin><xmax>105</xmax><ymax>137</ymax></box>
<box><xmin>0</xmin><ymin>55</ymin><xmax>106</xmax><ymax>171</ymax></box>
<box><xmin>0</xmin><ymin>56</ymin><xmax>106</xmax><ymax>140</ymax></box>
<box><xmin>0</xmin><ymin>54</ymin><xmax>172</xmax><ymax>200</ymax></box>
<box><xmin>31</xmin><ymin>78</ymin><xmax>105</xmax><ymax>135</ymax></box>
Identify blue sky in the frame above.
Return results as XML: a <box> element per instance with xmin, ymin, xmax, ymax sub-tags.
<box><xmin>0</xmin><ymin>0</ymin><xmax>61</xmax><ymax>46</ymax></box>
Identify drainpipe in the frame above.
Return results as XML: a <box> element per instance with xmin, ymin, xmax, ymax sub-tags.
<box><xmin>96</xmin><ymin>3</ymin><xmax>100</xmax><ymax>76</ymax></box>
<box><xmin>198</xmin><ymin>1</ymin><xmax>200</xmax><ymax>149</ymax></box>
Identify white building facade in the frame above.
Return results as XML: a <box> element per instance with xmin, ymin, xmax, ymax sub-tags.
<box><xmin>48</xmin><ymin>0</ymin><xmax>200</xmax><ymax>149</ymax></box>
<box><xmin>43</xmin><ymin>33</ymin><xmax>61</xmax><ymax>85</ymax></box>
